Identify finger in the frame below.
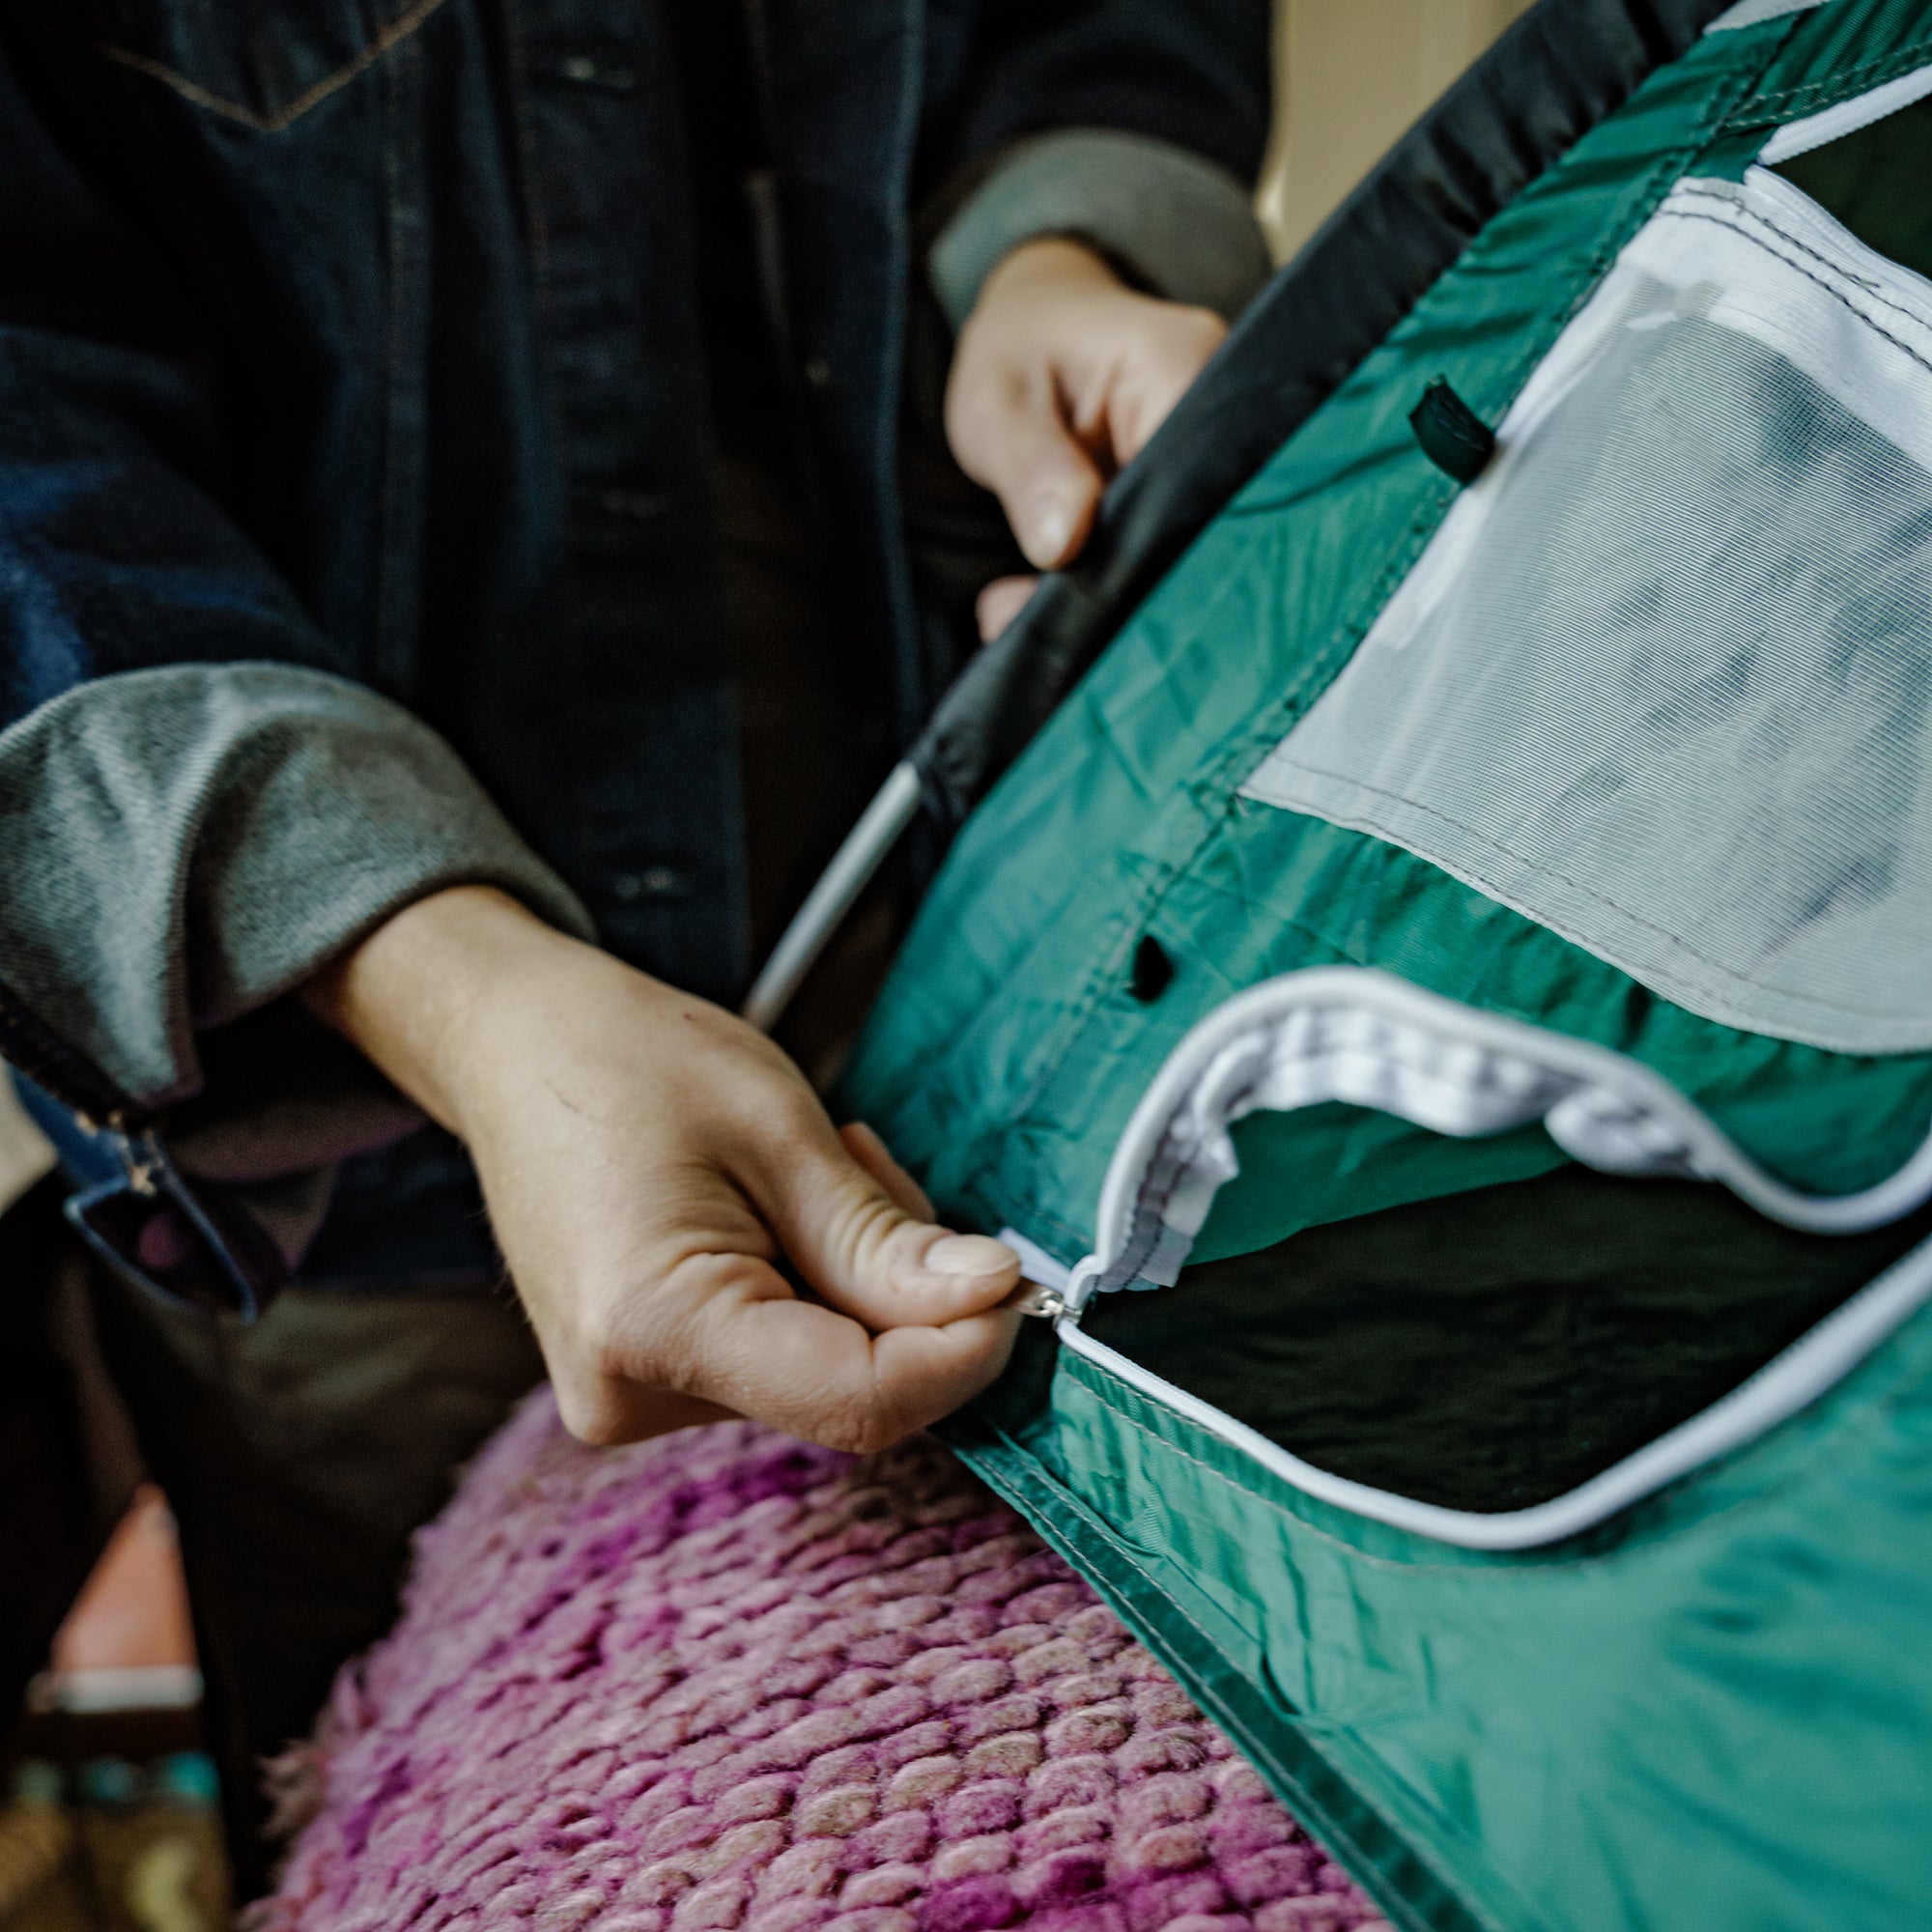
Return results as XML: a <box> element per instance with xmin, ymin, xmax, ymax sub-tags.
<box><xmin>947</xmin><ymin>357</ymin><xmax>1103</xmax><ymax>571</ymax></box>
<box><xmin>1103</xmin><ymin>306</ymin><xmax>1227</xmax><ymax>469</ymax></box>
<box><xmin>976</xmin><ymin>575</ymin><xmax>1039</xmax><ymax>643</ymax></box>
<box><xmin>664</xmin><ymin>1255</ymin><xmax>1019</xmax><ymax>1453</ymax></box>
<box><xmin>551</xmin><ymin>1373</ymin><xmax>738</xmax><ymax>1449</ymax></box>
<box><xmin>745</xmin><ymin>1120</ymin><xmax>1020</xmax><ymax>1331</ymax></box>
<box><xmin>840</xmin><ymin>1121</ymin><xmax>934</xmax><ymax>1221</ymax></box>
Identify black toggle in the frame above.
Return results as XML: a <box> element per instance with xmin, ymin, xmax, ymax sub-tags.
<box><xmin>1409</xmin><ymin>379</ymin><xmax>1496</xmax><ymax>484</ymax></box>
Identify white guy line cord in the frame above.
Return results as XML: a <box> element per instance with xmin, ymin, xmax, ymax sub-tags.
<box><xmin>742</xmin><ymin>760</ymin><xmax>923</xmax><ymax>1034</ymax></box>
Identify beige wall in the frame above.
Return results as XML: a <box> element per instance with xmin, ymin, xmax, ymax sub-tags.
<box><xmin>1261</xmin><ymin>0</ymin><xmax>1537</xmax><ymax>260</ymax></box>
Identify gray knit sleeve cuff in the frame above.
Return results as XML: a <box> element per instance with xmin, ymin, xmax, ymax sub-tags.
<box><xmin>0</xmin><ymin>662</ymin><xmax>592</xmax><ymax>1115</ymax></box>
<box><xmin>929</xmin><ymin>128</ymin><xmax>1274</xmax><ymax>332</ymax></box>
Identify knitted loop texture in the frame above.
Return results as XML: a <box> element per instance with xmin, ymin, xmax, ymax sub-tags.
<box><xmin>253</xmin><ymin>1395</ymin><xmax>1385</xmax><ymax>1932</ymax></box>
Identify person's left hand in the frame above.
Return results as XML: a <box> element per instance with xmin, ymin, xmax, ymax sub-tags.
<box><xmin>945</xmin><ymin>236</ymin><xmax>1228</xmax><ymax>642</ymax></box>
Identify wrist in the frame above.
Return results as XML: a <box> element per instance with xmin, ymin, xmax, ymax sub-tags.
<box><xmin>977</xmin><ymin>235</ymin><xmax>1120</xmax><ymax>312</ymax></box>
<box><xmin>300</xmin><ymin>884</ymin><xmax>591</xmax><ymax>1137</ymax></box>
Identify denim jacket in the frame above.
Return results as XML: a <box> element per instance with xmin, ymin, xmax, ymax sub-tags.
<box><xmin>0</xmin><ymin>0</ymin><xmax>1269</xmax><ymax>1303</ymax></box>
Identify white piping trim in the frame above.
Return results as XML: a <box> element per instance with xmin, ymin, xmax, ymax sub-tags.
<box><xmin>1057</xmin><ymin>1232</ymin><xmax>1932</xmax><ymax>1549</ymax></box>
<box><xmin>1736</xmin><ymin>164</ymin><xmax>1932</xmax><ymax>321</ymax></box>
<box><xmin>1084</xmin><ymin>970</ymin><xmax>1932</xmax><ymax>1304</ymax></box>
<box><xmin>998</xmin><ymin>1228</ymin><xmax>1072</xmax><ymax>1293</ymax></box>
<box><xmin>1759</xmin><ymin>60</ymin><xmax>1932</xmax><ymax>165</ymax></box>
<box><xmin>742</xmin><ymin>761</ymin><xmax>922</xmax><ymax>1034</ymax></box>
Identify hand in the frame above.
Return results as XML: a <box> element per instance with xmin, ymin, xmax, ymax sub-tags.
<box><xmin>946</xmin><ymin>237</ymin><xmax>1228</xmax><ymax>641</ymax></box>
<box><xmin>302</xmin><ymin>887</ymin><xmax>1021</xmax><ymax>1451</ymax></box>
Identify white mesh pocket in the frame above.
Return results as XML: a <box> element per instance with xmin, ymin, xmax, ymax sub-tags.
<box><xmin>1242</xmin><ymin>169</ymin><xmax>1932</xmax><ymax>1056</ymax></box>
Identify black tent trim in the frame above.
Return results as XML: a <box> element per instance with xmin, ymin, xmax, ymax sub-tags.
<box><xmin>742</xmin><ymin>0</ymin><xmax>1741</xmax><ymax>1033</ymax></box>
<box><xmin>911</xmin><ymin>0</ymin><xmax>1738</xmax><ymax>828</ymax></box>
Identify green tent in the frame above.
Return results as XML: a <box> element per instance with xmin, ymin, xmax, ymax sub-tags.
<box><xmin>756</xmin><ymin>0</ymin><xmax>1932</xmax><ymax>1923</ymax></box>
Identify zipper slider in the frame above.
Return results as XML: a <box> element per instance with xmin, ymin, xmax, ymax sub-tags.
<box><xmin>1003</xmin><ymin>1278</ymin><xmax>1067</xmax><ymax>1320</ymax></box>
<box><xmin>991</xmin><ymin>1232</ymin><xmax>1101</xmax><ymax>1323</ymax></box>
<box><xmin>1062</xmin><ymin>1257</ymin><xmax>1101</xmax><ymax>1318</ymax></box>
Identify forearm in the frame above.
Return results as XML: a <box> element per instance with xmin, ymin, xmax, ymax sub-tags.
<box><xmin>0</xmin><ymin>665</ymin><xmax>589</xmax><ymax>1148</ymax></box>
<box><xmin>930</xmin><ymin>127</ymin><xmax>1273</xmax><ymax>332</ymax></box>
<box><xmin>923</xmin><ymin>0</ymin><xmax>1273</xmax><ymax>327</ymax></box>
<box><xmin>299</xmin><ymin>877</ymin><xmax>1021</xmax><ymax>1453</ymax></box>
<box><xmin>300</xmin><ymin>885</ymin><xmax>615</xmax><ymax>1139</ymax></box>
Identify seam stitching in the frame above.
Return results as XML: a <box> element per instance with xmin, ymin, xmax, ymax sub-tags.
<box><xmin>98</xmin><ymin>0</ymin><xmax>452</xmax><ymax>134</ymax></box>
<box><xmin>975</xmin><ymin>1440</ymin><xmax>1520</xmax><ymax>1932</ymax></box>
<box><xmin>1666</xmin><ymin>205</ymin><xmax>1932</xmax><ymax>371</ymax></box>
<box><xmin>1261</xmin><ymin>755</ymin><xmax>1920</xmax><ymax>1026</ymax></box>
<box><xmin>1059</xmin><ymin>1336</ymin><xmax>1920</xmax><ymax>1578</ymax></box>
<box><xmin>1675</xmin><ymin>180</ymin><xmax>1932</xmax><ymax>335</ymax></box>
<box><xmin>1742</xmin><ymin>42</ymin><xmax>1932</xmax><ymax>123</ymax></box>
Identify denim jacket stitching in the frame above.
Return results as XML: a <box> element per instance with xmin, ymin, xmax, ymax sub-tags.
<box><xmin>97</xmin><ymin>0</ymin><xmax>452</xmax><ymax>134</ymax></box>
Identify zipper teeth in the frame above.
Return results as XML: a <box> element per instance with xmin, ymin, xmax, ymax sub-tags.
<box><xmin>1082</xmin><ymin>971</ymin><xmax>1932</xmax><ymax>1309</ymax></box>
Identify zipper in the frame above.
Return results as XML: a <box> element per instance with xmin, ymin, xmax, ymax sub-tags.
<box><xmin>994</xmin><ymin>1228</ymin><xmax>1101</xmax><ymax>1321</ymax></box>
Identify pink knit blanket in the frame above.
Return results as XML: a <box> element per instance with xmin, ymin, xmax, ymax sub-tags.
<box><xmin>252</xmin><ymin>1393</ymin><xmax>1384</xmax><ymax>1932</ymax></box>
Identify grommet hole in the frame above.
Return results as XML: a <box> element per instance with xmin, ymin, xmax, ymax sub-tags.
<box><xmin>1129</xmin><ymin>936</ymin><xmax>1175</xmax><ymax>1004</ymax></box>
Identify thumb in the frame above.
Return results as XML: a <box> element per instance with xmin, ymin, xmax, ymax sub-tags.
<box><xmin>948</xmin><ymin>363</ymin><xmax>1103</xmax><ymax>571</ymax></box>
<box><xmin>753</xmin><ymin>1121</ymin><xmax>1020</xmax><ymax>1331</ymax></box>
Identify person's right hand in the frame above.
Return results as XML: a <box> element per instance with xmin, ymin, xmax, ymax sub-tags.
<box><xmin>301</xmin><ymin>886</ymin><xmax>1021</xmax><ymax>1450</ymax></box>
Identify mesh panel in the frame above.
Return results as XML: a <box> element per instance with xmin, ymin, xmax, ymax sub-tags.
<box><xmin>1243</xmin><ymin>170</ymin><xmax>1932</xmax><ymax>1055</ymax></box>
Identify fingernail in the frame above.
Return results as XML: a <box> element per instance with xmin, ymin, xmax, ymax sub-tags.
<box><xmin>925</xmin><ymin>1233</ymin><xmax>1016</xmax><ymax>1278</ymax></box>
<box><xmin>1024</xmin><ymin>497</ymin><xmax>1074</xmax><ymax>568</ymax></box>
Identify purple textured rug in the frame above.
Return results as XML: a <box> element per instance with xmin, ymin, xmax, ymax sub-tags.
<box><xmin>251</xmin><ymin>1393</ymin><xmax>1385</xmax><ymax>1932</ymax></box>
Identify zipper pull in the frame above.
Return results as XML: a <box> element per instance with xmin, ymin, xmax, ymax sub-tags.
<box><xmin>1000</xmin><ymin>1258</ymin><xmax>1102</xmax><ymax>1321</ymax></box>
<box><xmin>1003</xmin><ymin>1278</ymin><xmax>1067</xmax><ymax>1320</ymax></box>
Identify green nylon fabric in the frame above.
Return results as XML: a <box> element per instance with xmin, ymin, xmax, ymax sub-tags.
<box><xmin>843</xmin><ymin>2</ymin><xmax>1932</xmax><ymax>1926</ymax></box>
<box><xmin>1176</xmin><ymin>807</ymin><xmax>1932</xmax><ymax>1260</ymax></box>
<box><xmin>960</xmin><ymin>1284</ymin><xmax>1932</xmax><ymax>1932</ymax></box>
<box><xmin>841</xmin><ymin>3</ymin><xmax>1932</xmax><ymax>1268</ymax></box>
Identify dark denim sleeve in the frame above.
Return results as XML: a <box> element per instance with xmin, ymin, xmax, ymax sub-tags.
<box><xmin>0</xmin><ymin>36</ymin><xmax>360</xmax><ymax>725</ymax></box>
<box><xmin>0</xmin><ymin>661</ymin><xmax>593</xmax><ymax>1314</ymax></box>
<box><xmin>921</xmin><ymin>2</ymin><xmax>1275</xmax><ymax>327</ymax></box>
<box><xmin>0</xmin><ymin>43</ymin><xmax>584</xmax><ymax>1311</ymax></box>
<box><xmin>934</xmin><ymin>0</ymin><xmax>1274</xmax><ymax>185</ymax></box>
